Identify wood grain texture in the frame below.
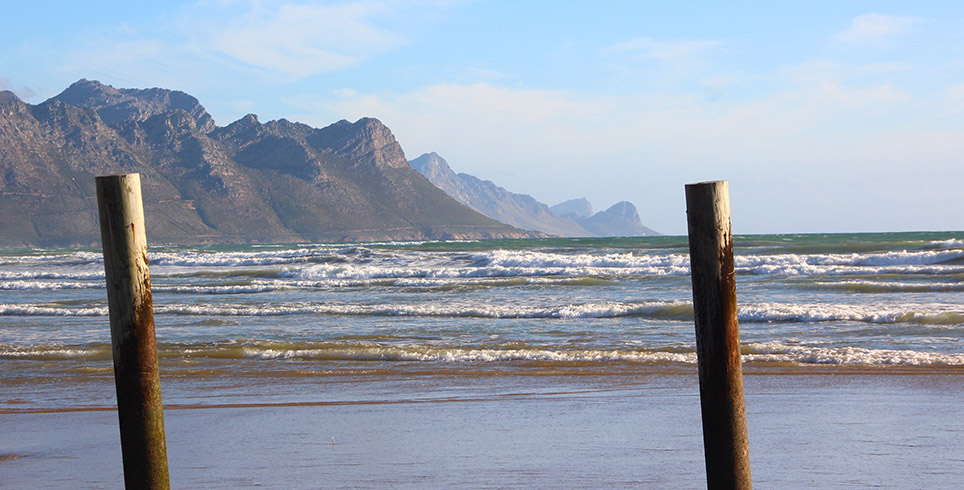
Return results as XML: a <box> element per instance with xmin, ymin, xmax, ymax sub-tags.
<box><xmin>97</xmin><ymin>173</ymin><xmax>170</xmax><ymax>490</ymax></box>
<box><xmin>685</xmin><ymin>181</ymin><xmax>752</xmax><ymax>490</ymax></box>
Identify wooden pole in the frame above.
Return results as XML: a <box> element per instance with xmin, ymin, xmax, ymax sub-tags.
<box><xmin>96</xmin><ymin>173</ymin><xmax>170</xmax><ymax>490</ymax></box>
<box><xmin>685</xmin><ymin>181</ymin><xmax>752</xmax><ymax>490</ymax></box>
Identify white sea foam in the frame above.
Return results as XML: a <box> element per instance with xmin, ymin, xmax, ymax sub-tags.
<box><xmin>931</xmin><ymin>239</ymin><xmax>964</xmax><ymax>249</ymax></box>
<box><xmin>744</xmin><ymin>342</ymin><xmax>964</xmax><ymax>366</ymax></box>
<box><xmin>0</xmin><ymin>271</ymin><xmax>103</xmax><ymax>281</ymax></box>
<box><xmin>152</xmin><ymin>300</ymin><xmax>692</xmax><ymax>319</ymax></box>
<box><xmin>472</xmin><ymin>249</ymin><xmax>690</xmax><ymax>269</ymax></box>
<box><xmin>150</xmin><ymin>249</ymin><xmax>336</xmax><ymax>267</ymax></box>
<box><xmin>178</xmin><ymin>341</ymin><xmax>964</xmax><ymax>366</ymax></box>
<box><xmin>241</xmin><ymin>344</ymin><xmax>696</xmax><ymax>364</ymax></box>
<box><xmin>4</xmin><ymin>297</ymin><xmax>959</xmax><ymax>326</ymax></box>
<box><xmin>473</xmin><ymin>248</ymin><xmax>964</xmax><ymax>273</ymax></box>
<box><xmin>155</xmin><ymin>300</ymin><xmax>959</xmax><ymax>325</ymax></box>
<box><xmin>0</xmin><ymin>251</ymin><xmax>101</xmax><ymax>266</ymax></box>
<box><xmin>285</xmin><ymin>262</ymin><xmax>690</xmax><ymax>282</ymax></box>
<box><xmin>298</xmin><ymin>240</ymin><xmax>433</xmax><ymax>248</ymax></box>
<box><xmin>806</xmin><ymin>279</ymin><xmax>964</xmax><ymax>292</ymax></box>
<box><xmin>0</xmin><ymin>280</ymin><xmax>102</xmax><ymax>290</ymax></box>
<box><xmin>0</xmin><ymin>346</ymin><xmax>103</xmax><ymax>359</ymax></box>
<box><xmin>155</xmin><ymin>276</ymin><xmax>618</xmax><ymax>293</ymax></box>
<box><xmin>0</xmin><ymin>304</ymin><xmax>108</xmax><ymax>316</ymax></box>
<box><xmin>738</xmin><ymin>303</ymin><xmax>964</xmax><ymax>325</ymax></box>
<box><xmin>247</xmin><ymin>343</ymin><xmax>964</xmax><ymax>366</ymax></box>
<box><xmin>4</xmin><ymin>340</ymin><xmax>959</xmax><ymax>367</ymax></box>
<box><xmin>154</xmin><ymin>284</ymin><xmax>283</xmax><ymax>294</ymax></box>
<box><xmin>11</xmin><ymin>246</ymin><xmax>959</xmax><ymax>285</ymax></box>
<box><xmin>262</xmin><ymin>248</ymin><xmax>964</xmax><ymax>282</ymax></box>
<box><xmin>736</xmin><ymin>249</ymin><xmax>964</xmax><ymax>274</ymax></box>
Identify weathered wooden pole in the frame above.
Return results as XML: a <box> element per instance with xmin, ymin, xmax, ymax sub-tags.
<box><xmin>685</xmin><ymin>181</ymin><xmax>752</xmax><ymax>490</ymax></box>
<box><xmin>96</xmin><ymin>173</ymin><xmax>170</xmax><ymax>490</ymax></box>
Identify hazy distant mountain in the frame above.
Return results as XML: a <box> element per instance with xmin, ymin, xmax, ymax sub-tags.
<box><xmin>410</xmin><ymin>152</ymin><xmax>592</xmax><ymax>237</ymax></box>
<box><xmin>550</xmin><ymin>198</ymin><xmax>593</xmax><ymax>219</ymax></box>
<box><xmin>410</xmin><ymin>152</ymin><xmax>659</xmax><ymax>237</ymax></box>
<box><xmin>577</xmin><ymin>201</ymin><xmax>659</xmax><ymax>237</ymax></box>
<box><xmin>0</xmin><ymin>80</ymin><xmax>536</xmax><ymax>247</ymax></box>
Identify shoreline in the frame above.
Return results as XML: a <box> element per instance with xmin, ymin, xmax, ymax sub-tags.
<box><xmin>3</xmin><ymin>372</ymin><xmax>963</xmax><ymax>489</ymax></box>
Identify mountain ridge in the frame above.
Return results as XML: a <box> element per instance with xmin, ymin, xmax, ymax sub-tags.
<box><xmin>410</xmin><ymin>152</ymin><xmax>658</xmax><ymax>237</ymax></box>
<box><xmin>410</xmin><ymin>152</ymin><xmax>592</xmax><ymax>237</ymax></box>
<box><xmin>0</xmin><ymin>80</ymin><xmax>537</xmax><ymax>247</ymax></box>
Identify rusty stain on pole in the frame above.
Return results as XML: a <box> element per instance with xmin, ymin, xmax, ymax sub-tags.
<box><xmin>96</xmin><ymin>173</ymin><xmax>170</xmax><ymax>490</ymax></box>
<box><xmin>685</xmin><ymin>181</ymin><xmax>752</xmax><ymax>490</ymax></box>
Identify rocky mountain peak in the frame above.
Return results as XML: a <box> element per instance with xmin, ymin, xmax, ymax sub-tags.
<box><xmin>409</xmin><ymin>152</ymin><xmax>454</xmax><ymax>183</ymax></box>
<box><xmin>211</xmin><ymin>113</ymin><xmax>263</xmax><ymax>147</ymax></box>
<box><xmin>263</xmin><ymin>118</ymin><xmax>314</xmax><ymax>140</ymax></box>
<box><xmin>312</xmin><ymin>117</ymin><xmax>407</xmax><ymax>169</ymax></box>
<box><xmin>0</xmin><ymin>91</ymin><xmax>27</xmax><ymax>116</ymax></box>
<box><xmin>330</xmin><ymin>117</ymin><xmax>395</xmax><ymax>149</ymax></box>
<box><xmin>56</xmin><ymin>79</ymin><xmax>118</xmax><ymax>102</ymax></box>
<box><xmin>238</xmin><ymin>113</ymin><xmax>261</xmax><ymax>126</ymax></box>
<box><xmin>53</xmin><ymin>79</ymin><xmax>216</xmax><ymax>132</ymax></box>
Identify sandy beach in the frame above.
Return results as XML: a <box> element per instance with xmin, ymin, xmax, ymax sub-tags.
<box><xmin>3</xmin><ymin>371</ymin><xmax>963</xmax><ymax>489</ymax></box>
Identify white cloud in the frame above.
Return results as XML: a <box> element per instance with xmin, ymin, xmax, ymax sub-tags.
<box><xmin>785</xmin><ymin>61</ymin><xmax>910</xmax><ymax>107</ymax></box>
<box><xmin>61</xmin><ymin>1</ymin><xmax>417</xmax><ymax>86</ymax></box>
<box><xmin>600</xmin><ymin>37</ymin><xmax>730</xmax><ymax>94</ymax></box>
<box><xmin>0</xmin><ymin>78</ymin><xmax>37</xmax><ymax>99</ymax></box>
<box><xmin>282</xmin><ymin>76</ymin><xmax>963</xmax><ymax>233</ymax></box>
<box><xmin>207</xmin><ymin>2</ymin><xmax>406</xmax><ymax>79</ymax></box>
<box><xmin>836</xmin><ymin>13</ymin><xmax>922</xmax><ymax>44</ymax></box>
<box><xmin>604</xmin><ymin>37</ymin><xmax>724</xmax><ymax>63</ymax></box>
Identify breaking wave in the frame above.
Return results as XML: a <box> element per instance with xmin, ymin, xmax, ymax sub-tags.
<box><xmin>4</xmin><ymin>299</ymin><xmax>960</xmax><ymax>326</ymax></box>
<box><xmin>6</xmin><ymin>341</ymin><xmax>962</xmax><ymax>367</ymax></box>
<box><xmin>743</xmin><ymin>342</ymin><xmax>964</xmax><ymax>366</ymax></box>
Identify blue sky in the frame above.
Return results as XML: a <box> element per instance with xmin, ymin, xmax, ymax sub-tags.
<box><xmin>3</xmin><ymin>1</ymin><xmax>963</xmax><ymax>234</ymax></box>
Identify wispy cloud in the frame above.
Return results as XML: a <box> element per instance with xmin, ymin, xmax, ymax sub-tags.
<box><xmin>292</xmin><ymin>77</ymin><xmax>925</xmax><ymax>184</ymax></box>
<box><xmin>61</xmin><ymin>1</ymin><xmax>423</xmax><ymax>86</ymax></box>
<box><xmin>205</xmin><ymin>1</ymin><xmax>407</xmax><ymax>79</ymax></box>
<box><xmin>785</xmin><ymin>61</ymin><xmax>911</xmax><ymax>106</ymax></box>
<box><xmin>0</xmin><ymin>78</ymin><xmax>37</xmax><ymax>99</ymax></box>
<box><xmin>600</xmin><ymin>37</ymin><xmax>729</xmax><ymax>92</ymax></box>
<box><xmin>603</xmin><ymin>37</ymin><xmax>725</xmax><ymax>65</ymax></box>
<box><xmin>836</xmin><ymin>13</ymin><xmax>922</xmax><ymax>44</ymax></box>
<box><xmin>294</xmin><ymin>66</ymin><xmax>964</xmax><ymax>228</ymax></box>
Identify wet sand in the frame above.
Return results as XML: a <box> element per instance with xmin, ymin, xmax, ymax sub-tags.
<box><xmin>2</xmin><ymin>372</ymin><xmax>963</xmax><ymax>489</ymax></box>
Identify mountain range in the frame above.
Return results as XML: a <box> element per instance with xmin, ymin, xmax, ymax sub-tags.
<box><xmin>409</xmin><ymin>152</ymin><xmax>658</xmax><ymax>237</ymax></box>
<box><xmin>0</xmin><ymin>79</ymin><xmax>536</xmax><ymax>247</ymax></box>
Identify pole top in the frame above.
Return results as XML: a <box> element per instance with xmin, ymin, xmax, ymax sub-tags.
<box><xmin>686</xmin><ymin>180</ymin><xmax>727</xmax><ymax>187</ymax></box>
<box><xmin>97</xmin><ymin>173</ymin><xmax>140</xmax><ymax>179</ymax></box>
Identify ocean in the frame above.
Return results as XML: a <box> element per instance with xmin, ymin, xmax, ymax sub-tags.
<box><xmin>2</xmin><ymin>232</ymin><xmax>963</xmax><ymax>488</ymax></box>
